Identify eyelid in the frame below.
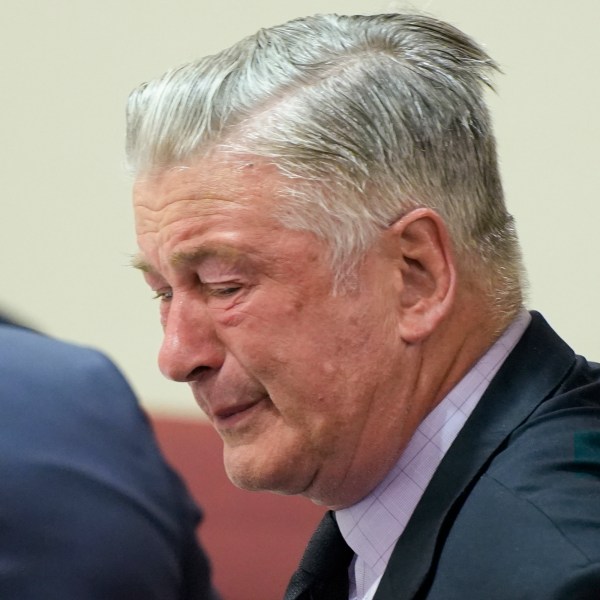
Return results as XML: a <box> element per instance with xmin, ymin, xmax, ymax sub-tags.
<box><xmin>152</xmin><ymin>288</ymin><xmax>173</xmax><ymax>301</ymax></box>
<box><xmin>142</xmin><ymin>269</ymin><xmax>168</xmax><ymax>289</ymax></box>
<box><xmin>206</xmin><ymin>284</ymin><xmax>242</xmax><ymax>295</ymax></box>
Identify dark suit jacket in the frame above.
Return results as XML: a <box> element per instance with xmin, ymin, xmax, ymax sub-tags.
<box><xmin>0</xmin><ymin>325</ymin><xmax>218</xmax><ymax>599</ymax></box>
<box><xmin>375</xmin><ymin>311</ymin><xmax>600</xmax><ymax>598</ymax></box>
<box><xmin>289</xmin><ymin>312</ymin><xmax>600</xmax><ymax>599</ymax></box>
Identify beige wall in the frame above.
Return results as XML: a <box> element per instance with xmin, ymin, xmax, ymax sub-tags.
<box><xmin>2</xmin><ymin>0</ymin><xmax>598</xmax><ymax>417</ymax></box>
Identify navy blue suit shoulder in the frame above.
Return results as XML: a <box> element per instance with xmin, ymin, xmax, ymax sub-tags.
<box><xmin>0</xmin><ymin>326</ymin><xmax>217</xmax><ymax>599</ymax></box>
<box><xmin>374</xmin><ymin>313</ymin><xmax>600</xmax><ymax>600</ymax></box>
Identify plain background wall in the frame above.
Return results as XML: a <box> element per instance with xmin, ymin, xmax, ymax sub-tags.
<box><xmin>2</xmin><ymin>0</ymin><xmax>599</xmax><ymax>417</ymax></box>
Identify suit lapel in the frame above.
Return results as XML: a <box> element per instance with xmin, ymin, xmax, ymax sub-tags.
<box><xmin>374</xmin><ymin>312</ymin><xmax>576</xmax><ymax>600</ymax></box>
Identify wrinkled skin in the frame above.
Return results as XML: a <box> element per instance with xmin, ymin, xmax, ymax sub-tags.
<box><xmin>133</xmin><ymin>156</ymin><xmax>454</xmax><ymax>508</ymax></box>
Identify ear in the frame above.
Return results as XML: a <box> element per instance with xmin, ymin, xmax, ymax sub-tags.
<box><xmin>384</xmin><ymin>208</ymin><xmax>456</xmax><ymax>343</ymax></box>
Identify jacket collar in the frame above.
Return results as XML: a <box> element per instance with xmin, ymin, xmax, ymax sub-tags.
<box><xmin>374</xmin><ymin>311</ymin><xmax>576</xmax><ymax>599</ymax></box>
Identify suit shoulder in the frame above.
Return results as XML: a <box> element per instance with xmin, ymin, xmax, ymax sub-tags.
<box><xmin>0</xmin><ymin>325</ymin><xmax>121</xmax><ymax>378</ymax></box>
<box><xmin>0</xmin><ymin>325</ymin><xmax>138</xmax><ymax>412</ymax></box>
<box><xmin>481</xmin><ymin>374</ymin><xmax>600</xmax><ymax>563</ymax></box>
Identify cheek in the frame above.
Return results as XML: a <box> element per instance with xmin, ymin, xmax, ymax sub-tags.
<box><xmin>210</xmin><ymin>306</ymin><xmax>246</xmax><ymax>328</ymax></box>
<box><xmin>265</xmin><ymin>367</ymin><xmax>366</xmax><ymax>453</ymax></box>
<box><xmin>212</xmin><ymin>301</ymin><xmax>302</xmax><ymax>370</ymax></box>
<box><xmin>215</xmin><ymin>291</ymin><xmax>389</xmax><ymax>406</ymax></box>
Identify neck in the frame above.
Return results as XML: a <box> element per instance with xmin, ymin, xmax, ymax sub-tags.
<box><xmin>414</xmin><ymin>292</ymin><xmax>517</xmax><ymax>422</ymax></box>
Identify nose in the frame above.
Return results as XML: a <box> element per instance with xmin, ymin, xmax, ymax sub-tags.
<box><xmin>158</xmin><ymin>294</ymin><xmax>225</xmax><ymax>382</ymax></box>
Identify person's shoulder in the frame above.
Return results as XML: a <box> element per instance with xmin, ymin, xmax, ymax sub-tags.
<box><xmin>0</xmin><ymin>323</ymin><xmax>113</xmax><ymax>370</ymax></box>
<box><xmin>425</xmin><ymin>388</ymin><xmax>600</xmax><ymax>598</ymax></box>
<box><xmin>0</xmin><ymin>325</ymin><xmax>212</xmax><ymax>600</ymax></box>
<box><xmin>0</xmin><ymin>324</ymin><xmax>137</xmax><ymax>408</ymax></box>
<box><xmin>478</xmin><ymin>372</ymin><xmax>600</xmax><ymax>560</ymax></box>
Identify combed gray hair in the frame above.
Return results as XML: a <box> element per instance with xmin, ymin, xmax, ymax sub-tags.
<box><xmin>127</xmin><ymin>13</ymin><xmax>525</xmax><ymax>315</ymax></box>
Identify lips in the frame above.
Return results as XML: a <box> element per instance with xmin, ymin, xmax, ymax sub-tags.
<box><xmin>209</xmin><ymin>394</ymin><xmax>268</xmax><ymax>430</ymax></box>
<box><xmin>214</xmin><ymin>400</ymin><xmax>260</xmax><ymax>420</ymax></box>
<box><xmin>189</xmin><ymin>376</ymin><xmax>270</xmax><ymax>428</ymax></box>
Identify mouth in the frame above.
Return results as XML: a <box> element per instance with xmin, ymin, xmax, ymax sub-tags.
<box><xmin>212</xmin><ymin>396</ymin><xmax>267</xmax><ymax>429</ymax></box>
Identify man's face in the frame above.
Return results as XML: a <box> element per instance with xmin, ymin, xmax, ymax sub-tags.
<box><xmin>134</xmin><ymin>156</ymin><xmax>417</xmax><ymax>508</ymax></box>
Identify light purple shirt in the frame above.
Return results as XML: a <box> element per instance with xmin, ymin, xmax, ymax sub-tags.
<box><xmin>335</xmin><ymin>311</ymin><xmax>532</xmax><ymax>600</ymax></box>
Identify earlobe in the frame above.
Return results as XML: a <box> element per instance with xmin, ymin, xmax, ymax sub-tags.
<box><xmin>386</xmin><ymin>208</ymin><xmax>456</xmax><ymax>343</ymax></box>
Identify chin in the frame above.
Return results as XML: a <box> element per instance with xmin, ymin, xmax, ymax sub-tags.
<box><xmin>222</xmin><ymin>445</ymin><xmax>315</xmax><ymax>496</ymax></box>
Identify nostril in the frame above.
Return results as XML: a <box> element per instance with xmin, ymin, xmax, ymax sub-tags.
<box><xmin>185</xmin><ymin>365</ymin><xmax>212</xmax><ymax>382</ymax></box>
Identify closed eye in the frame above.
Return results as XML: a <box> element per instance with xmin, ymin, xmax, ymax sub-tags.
<box><xmin>153</xmin><ymin>288</ymin><xmax>173</xmax><ymax>301</ymax></box>
<box><xmin>206</xmin><ymin>285</ymin><xmax>242</xmax><ymax>297</ymax></box>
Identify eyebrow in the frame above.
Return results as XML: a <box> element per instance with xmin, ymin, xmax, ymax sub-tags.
<box><xmin>130</xmin><ymin>245</ymin><xmax>243</xmax><ymax>274</ymax></box>
<box><xmin>171</xmin><ymin>245</ymin><xmax>241</xmax><ymax>267</ymax></box>
<box><xmin>131</xmin><ymin>254</ymin><xmax>153</xmax><ymax>273</ymax></box>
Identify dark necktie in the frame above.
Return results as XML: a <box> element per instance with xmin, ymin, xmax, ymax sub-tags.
<box><xmin>284</xmin><ymin>510</ymin><xmax>354</xmax><ymax>600</ymax></box>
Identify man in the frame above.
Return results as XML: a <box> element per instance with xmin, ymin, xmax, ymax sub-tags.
<box><xmin>127</xmin><ymin>13</ymin><xmax>600</xmax><ymax>599</ymax></box>
<box><xmin>0</xmin><ymin>321</ymin><xmax>219</xmax><ymax>599</ymax></box>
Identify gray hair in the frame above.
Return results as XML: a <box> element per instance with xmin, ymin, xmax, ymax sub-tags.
<box><xmin>127</xmin><ymin>13</ymin><xmax>525</xmax><ymax>315</ymax></box>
